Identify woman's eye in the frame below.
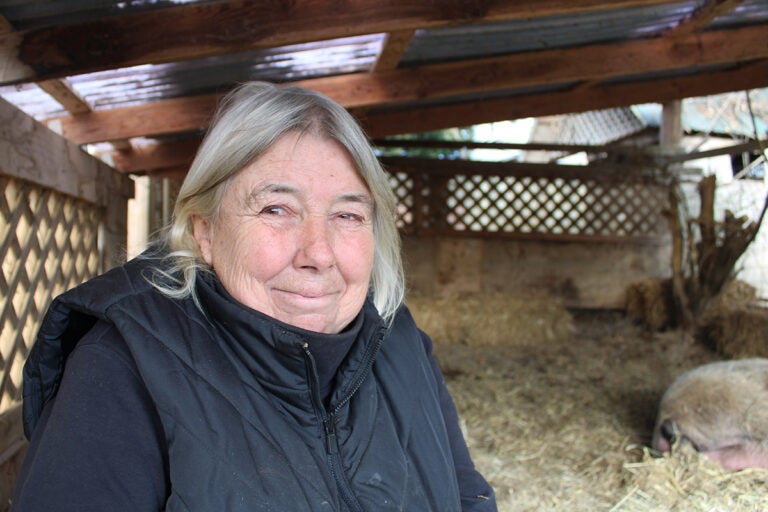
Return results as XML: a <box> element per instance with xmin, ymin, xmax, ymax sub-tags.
<box><xmin>338</xmin><ymin>212</ymin><xmax>366</xmax><ymax>223</ymax></box>
<box><xmin>260</xmin><ymin>205</ymin><xmax>287</xmax><ymax>216</ymax></box>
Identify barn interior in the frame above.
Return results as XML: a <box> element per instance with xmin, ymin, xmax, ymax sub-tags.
<box><xmin>1</xmin><ymin>1</ymin><xmax>767</xmax><ymax>510</ymax></box>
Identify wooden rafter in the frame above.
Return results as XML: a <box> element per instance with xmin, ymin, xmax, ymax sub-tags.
<box><xmin>46</xmin><ymin>23</ymin><xmax>768</xmax><ymax>145</ymax></box>
<box><xmin>373</xmin><ymin>30</ymin><xmax>416</xmax><ymax>71</ymax></box>
<box><xmin>36</xmin><ymin>79</ymin><xmax>92</xmax><ymax>115</ymax></box>
<box><xmin>1</xmin><ymin>14</ymin><xmax>94</xmax><ymax>120</ymax></box>
<box><xmin>363</xmin><ymin>59</ymin><xmax>768</xmax><ymax>138</ymax></box>
<box><xmin>104</xmin><ymin>59</ymin><xmax>768</xmax><ymax>174</ymax></box>
<box><xmin>49</xmin><ymin>94</ymin><xmax>220</xmax><ymax>146</ymax></box>
<box><xmin>668</xmin><ymin>0</ymin><xmax>746</xmax><ymax>38</ymax></box>
<box><xmin>110</xmin><ymin>138</ymin><xmax>200</xmax><ymax>174</ymax></box>
<box><xmin>519</xmin><ymin>0</ymin><xmax>746</xmax><ymax>95</ymax></box>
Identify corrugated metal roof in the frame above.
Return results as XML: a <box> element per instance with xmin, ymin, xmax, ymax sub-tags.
<box><xmin>708</xmin><ymin>0</ymin><xmax>768</xmax><ymax>28</ymax></box>
<box><xmin>0</xmin><ymin>0</ymin><xmax>205</xmax><ymax>30</ymax></box>
<box><xmin>401</xmin><ymin>1</ymin><xmax>705</xmax><ymax>65</ymax></box>
<box><xmin>0</xmin><ymin>34</ymin><xmax>384</xmax><ymax>119</ymax></box>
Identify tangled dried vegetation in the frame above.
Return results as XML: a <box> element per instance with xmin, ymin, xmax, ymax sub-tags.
<box><xmin>406</xmin><ymin>291</ymin><xmax>768</xmax><ymax>512</ymax></box>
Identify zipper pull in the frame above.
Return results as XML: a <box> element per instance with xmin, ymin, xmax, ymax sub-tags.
<box><xmin>324</xmin><ymin>414</ymin><xmax>338</xmax><ymax>455</ymax></box>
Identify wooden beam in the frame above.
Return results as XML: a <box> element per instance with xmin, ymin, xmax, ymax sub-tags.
<box><xmin>111</xmin><ymin>138</ymin><xmax>618</xmax><ymax>174</ymax></box>
<box><xmin>664</xmin><ymin>139</ymin><xmax>768</xmax><ymax>163</ymax></box>
<box><xmin>363</xmin><ymin>60</ymin><xmax>768</xmax><ymax>137</ymax></box>
<box><xmin>100</xmin><ymin>62</ymin><xmax>768</xmax><ymax>174</ymax></box>
<box><xmin>0</xmin><ymin>0</ymin><xmax>685</xmax><ymax>85</ymax></box>
<box><xmin>380</xmin><ymin>155</ymin><xmax>654</xmax><ymax>181</ymax></box>
<box><xmin>36</xmin><ymin>78</ymin><xmax>92</xmax><ymax>114</ymax></box>
<box><xmin>373</xmin><ymin>30</ymin><xmax>416</xmax><ymax>71</ymax></box>
<box><xmin>0</xmin><ymin>95</ymin><xmax>132</xmax><ymax>206</ymax></box>
<box><xmin>146</xmin><ymin>165</ymin><xmax>190</xmax><ymax>181</ymax></box>
<box><xmin>110</xmin><ymin>138</ymin><xmax>200</xmax><ymax>173</ymax></box>
<box><xmin>299</xmin><ymin>23</ymin><xmax>768</xmax><ymax>109</ymax></box>
<box><xmin>374</xmin><ymin>139</ymin><xmax>619</xmax><ymax>153</ymax></box>
<box><xmin>50</xmin><ymin>94</ymin><xmax>219</xmax><ymax>145</ymax></box>
<box><xmin>48</xmin><ymin>24</ymin><xmax>768</xmax><ymax>144</ymax></box>
<box><xmin>668</xmin><ymin>0</ymin><xmax>746</xmax><ymax>38</ymax></box>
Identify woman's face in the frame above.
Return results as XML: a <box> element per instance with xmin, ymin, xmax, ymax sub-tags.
<box><xmin>193</xmin><ymin>131</ymin><xmax>375</xmax><ymax>334</ymax></box>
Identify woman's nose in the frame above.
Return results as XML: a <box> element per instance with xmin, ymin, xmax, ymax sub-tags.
<box><xmin>295</xmin><ymin>216</ymin><xmax>335</xmax><ymax>269</ymax></box>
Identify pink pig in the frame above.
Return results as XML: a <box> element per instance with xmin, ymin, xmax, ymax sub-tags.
<box><xmin>651</xmin><ymin>358</ymin><xmax>768</xmax><ymax>470</ymax></box>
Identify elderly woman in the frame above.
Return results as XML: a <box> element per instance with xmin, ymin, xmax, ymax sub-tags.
<box><xmin>13</xmin><ymin>82</ymin><xmax>497</xmax><ymax>511</ymax></box>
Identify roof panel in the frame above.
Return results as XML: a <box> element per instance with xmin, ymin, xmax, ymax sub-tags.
<box><xmin>707</xmin><ymin>0</ymin><xmax>768</xmax><ymax>29</ymax></box>
<box><xmin>401</xmin><ymin>1</ymin><xmax>706</xmax><ymax>65</ymax></box>
<box><xmin>0</xmin><ymin>0</ymin><xmax>206</xmax><ymax>30</ymax></box>
<box><xmin>0</xmin><ymin>34</ymin><xmax>384</xmax><ymax>119</ymax></box>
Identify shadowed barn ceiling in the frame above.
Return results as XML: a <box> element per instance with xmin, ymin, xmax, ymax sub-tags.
<box><xmin>0</xmin><ymin>0</ymin><xmax>766</xmax><ymax>176</ymax></box>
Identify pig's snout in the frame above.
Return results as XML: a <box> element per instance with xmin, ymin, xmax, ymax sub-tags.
<box><xmin>654</xmin><ymin>418</ymin><xmax>697</xmax><ymax>453</ymax></box>
<box><xmin>655</xmin><ymin>419</ymin><xmax>679</xmax><ymax>452</ymax></box>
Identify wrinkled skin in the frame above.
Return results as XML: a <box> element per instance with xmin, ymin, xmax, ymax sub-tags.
<box><xmin>651</xmin><ymin>358</ymin><xmax>768</xmax><ymax>471</ymax></box>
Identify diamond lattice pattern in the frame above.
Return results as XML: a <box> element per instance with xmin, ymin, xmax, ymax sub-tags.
<box><xmin>0</xmin><ymin>176</ymin><xmax>102</xmax><ymax>413</ymax></box>
<box><xmin>388</xmin><ymin>170</ymin><xmax>668</xmax><ymax>237</ymax></box>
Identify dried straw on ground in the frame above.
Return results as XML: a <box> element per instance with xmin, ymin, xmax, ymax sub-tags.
<box><xmin>418</xmin><ymin>292</ymin><xmax>768</xmax><ymax>512</ymax></box>
<box><xmin>616</xmin><ymin>445</ymin><xmax>768</xmax><ymax>512</ymax></box>
<box><xmin>697</xmin><ymin>306</ymin><xmax>768</xmax><ymax>358</ymax></box>
<box><xmin>406</xmin><ymin>291</ymin><xmax>573</xmax><ymax>346</ymax></box>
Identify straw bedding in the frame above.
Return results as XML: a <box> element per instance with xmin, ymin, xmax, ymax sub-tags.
<box><xmin>406</xmin><ymin>292</ymin><xmax>768</xmax><ymax>512</ymax></box>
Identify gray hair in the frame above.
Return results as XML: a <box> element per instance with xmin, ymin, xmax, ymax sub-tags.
<box><xmin>152</xmin><ymin>82</ymin><xmax>404</xmax><ymax>324</ymax></box>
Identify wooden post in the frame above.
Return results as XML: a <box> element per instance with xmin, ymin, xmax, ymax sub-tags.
<box><xmin>667</xmin><ymin>187</ymin><xmax>694</xmax><ymax>329</ymax></box>
<box><xmin>660</xmin><ymin>100</ymin><xmax>683</xmax><ymax>151</ymax></box>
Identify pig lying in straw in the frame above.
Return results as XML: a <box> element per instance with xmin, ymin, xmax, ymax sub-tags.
<box><xmin>651</xmin><ymin>358</ymin><xmax>768</xmax><ymax>470</ymax></box>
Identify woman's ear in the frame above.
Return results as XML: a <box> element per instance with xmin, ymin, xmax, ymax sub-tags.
<box><xmin>191</xmin><ymin>215</ymin><xmax>214</xmax><ymax>266</ymax></box>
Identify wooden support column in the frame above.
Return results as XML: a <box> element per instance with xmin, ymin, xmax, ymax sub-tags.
<box><xmin>660</xmin><ymin>100</ymin><xmax>683</xmax><ymax>152</ymax></box>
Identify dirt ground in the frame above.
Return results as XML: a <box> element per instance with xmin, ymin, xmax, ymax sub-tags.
<box><xmin>434</xmin><ymin>310</ymin><xmax>768</xmax><ymax>512</ymax></box>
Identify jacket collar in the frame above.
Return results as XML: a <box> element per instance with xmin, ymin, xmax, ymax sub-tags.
<box><xmin>195</xmin><ymin>271</ymin><xmax>387</xmax><ymax>409</ymax></box>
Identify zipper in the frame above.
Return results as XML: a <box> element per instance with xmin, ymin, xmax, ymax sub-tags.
<box><xmin>329</xmin><ymin>324</ymin><xmax>387</xmax><ymax>414</ymax></box>
<box><xmin>302</xmin><ymin>323</ymin><xmax>386</xmax><ymax>445</ymax></box>
<box><xmin>301</xmin><ymin>343</ymin><xmax>364</xmax><ymax>512</ymax></box>
<box><xmin>324</xmin><ymin>412</ymin><xmax>338</xmax><ymax>455</ymax></box>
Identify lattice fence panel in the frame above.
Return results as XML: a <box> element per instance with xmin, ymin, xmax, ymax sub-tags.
<box><xmin>388</xmin><ymin>169</ymin><xmax>669</xmax><ymax>239</ymax></box>
<box><xmin>389</xmin><ymin>171</ymin><xmax>415</xmax><ymax>230</ymax></box>
<box><xmin>0</xmin><ymin>176</ymin><xmax>102</xmax><ymax>413</ymax></box>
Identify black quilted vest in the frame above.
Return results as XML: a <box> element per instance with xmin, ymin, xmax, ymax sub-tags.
<box><xmin>22</xmin><ymin>255</ymin><xmax>462</xmax><ymax>511</ymax></box>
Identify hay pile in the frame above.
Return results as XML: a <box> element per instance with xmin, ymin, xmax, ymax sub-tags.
<box><xmin>626</xmin><ymin>278</ymin><xmax>676</xmax><ymax>331</ymax></box>
<box><xmin>697</xmin><ymin>281</ymin><xmax>768</xmax><ymax>358</ymax></box>
<box><xmin>406</xmin><ymin>291</ymin><xmax>573</xmax><ymax>346</ymax></box>
<box><xmin>416</xmin><ymin>293</ymin><xmax>768</xmax><ymax>512</ymax></box>
<box><xmin>616</xmin><ymin>446</ymin><xmax>768</xmax><ymax>512</ymax></box>
<box><xmin>696</xmin><ymin>280</ymin><xmax>768</xmax><ymax>358</ymax></box>
<box><xmin>698</xmin><ymin>306</ymin><xmax>768</xmax><ymax>358</ymax></box>
<box><xmin>625</xmin><ymin>278</ymin><xmax>768</xmax><ymax>358</ymax></box>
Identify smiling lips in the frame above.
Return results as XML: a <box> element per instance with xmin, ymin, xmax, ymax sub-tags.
<box><xmin>274</xmin><ymin>287</ymin><xmax>339</xmax><ymax>302</ymax></box>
